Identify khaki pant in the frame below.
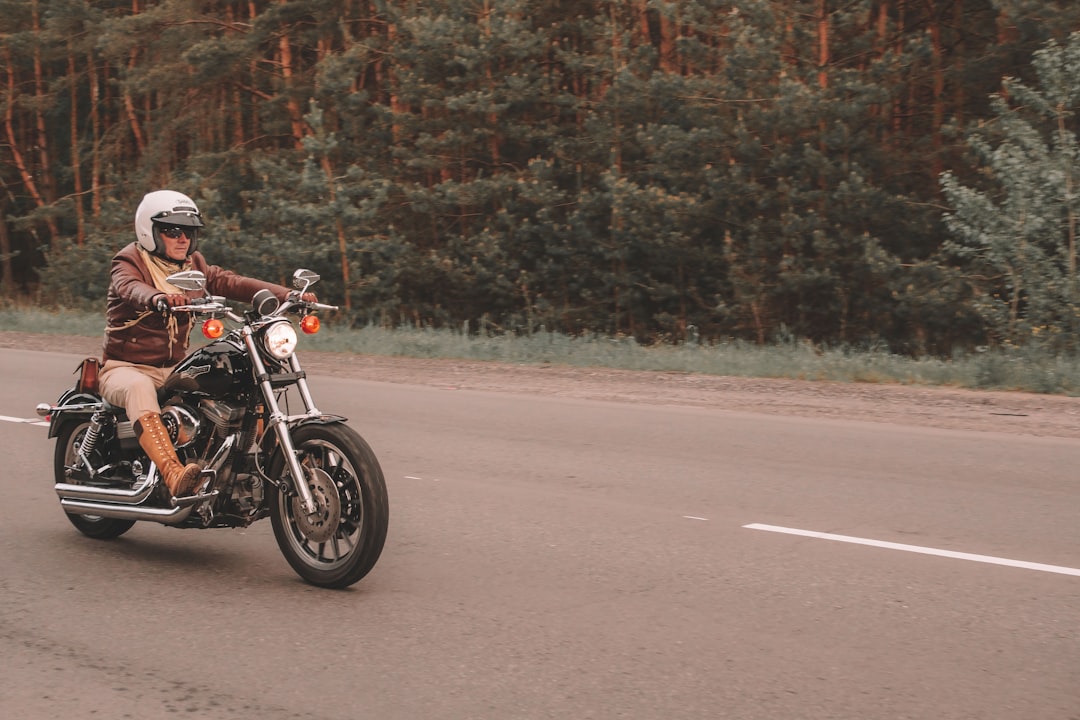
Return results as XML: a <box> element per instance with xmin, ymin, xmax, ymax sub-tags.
<box><xmin>98</xmin><ymin>360</ymin><xmax>174</xmax><ymax>421</ymax></box>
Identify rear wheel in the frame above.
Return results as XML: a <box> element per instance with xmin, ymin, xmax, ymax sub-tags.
<box><xmin>268</xmin><ymin>423</ymin><xmax>388</xmax><ymax>589</ymax></box>
<box><xmin>54</xmin><ymin>421</ymin><xmax>136</xmax><ymax>540</ymax></box>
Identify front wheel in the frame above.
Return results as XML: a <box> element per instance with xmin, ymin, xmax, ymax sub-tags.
<box><xmin>268</xmin><ymin>423</ymin><xmax>388</xmax><ymax>589</ymax></box>
<box><xmin>54</xmin><ymin>421</ymin><xmax>136</xmax><ymax>540</ymax></box>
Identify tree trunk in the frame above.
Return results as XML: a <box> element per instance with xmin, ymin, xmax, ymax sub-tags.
<box><xmin>952</xmin><ymin>0</ymin><xmax>965</xmax><ymax>128</ymax></box>
<box><xmin>817</xmin><ymin>0</ymin><xmax>829</xmax><ymax>91</ymax></box>
<box><xmin>123</xmin><ymin>47</ymin><xmax>147</xmax><ymax>155</ymax></box>
<box><xmin>278</xmin><ymin>0</ymin><xmax>308</xmax><ymax>149</ymax></box>
<box><xmin>817</xmin><ymin>0</ymin><xmax>829</xmax><ymax>187</ymax></box>
<box><xmin>894</xmin><ymin>0</ymin><xmax>906</xmax><ymax>136</ymax></box>
<box><xmin>1058</xmin><ymin>108</ymin><xmax>1078</xmax><ymax>305</ymax></box>
<box><xmin>68</xmin><ymin>43</ymin><xmax>85</xmax><ymax>246</ymax></box>
<box><xmin>2</xmin><ymin>46</ymin><xmax>59</xmax><ymax>246</ymax></box>
<box><xmin>319</xmin><ymin>155</ymin><xmax>353</xmax><ymax>313</ymax></box>
<box><xmin>31</xmin><ymin>0</ymin><xmax>60</xmax><ymax>250</ymax></box>
<box><xmin>926</xmin><ymin>0</ymin><xmax>945</xmax><ymax>178</ymax></box>
<box><xmin>658</xmin><ymin>4</ymin><xmax>678</xmax><ymax>73</ymax></box>
<box><xmin>0</xmin><ymin>200</ymin><xmax>13</xmax><ymax>297</ymax></box>
<box><xmin>481</xmin><ymin>0</ymin><xmax>501</xmax><ymax>167</ymax></box>
<box><xmin>124</xmin><ymin>0</ymin><xmax>147</xmax><ymax>157</ymax></box>
<box><xmin>88</xmin><ymin>53</ymin><xmax>102</xmax><ymax>218</ymax></box>
<box><xmin>875</xmin><ymin>0</ymin><xmax>891</xmax><ymax>149</ymax></box>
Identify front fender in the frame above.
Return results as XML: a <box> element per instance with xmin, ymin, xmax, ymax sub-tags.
<box><xmin>289</xmin><ymin>413</ymin><xmax>349</xmax><ymax>430</ymax></box>
<box><xmin>256</xmin><ymin>414</ymin><xmax>351</xmax><ymax>491</ymax></box>
<box><xmin>257</xmin><ymin>414</ymin><xmax>349</xmax><ymax>456</ymax></box>
<box><xmin>45</xmin><ymin>389</ymin><xmax>104</xmax><ymax>439</ymax></box>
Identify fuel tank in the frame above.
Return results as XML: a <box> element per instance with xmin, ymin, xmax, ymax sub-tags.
<box><xmin>162</xmin><ymin>338</ymin><xmax>251</xmax><ymax>398</ymax></box>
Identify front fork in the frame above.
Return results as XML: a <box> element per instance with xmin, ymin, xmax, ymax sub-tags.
<box><xmin>241</xmin><ymin>329</ymin><xmax>321</xmax><ymax>516</ymax></box>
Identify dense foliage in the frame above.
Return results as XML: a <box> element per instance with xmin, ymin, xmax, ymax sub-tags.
<box><xmin>2</xmin><ymin>1</ymin><xmax>1079</xmax><ymax>355</ymax></box>
<box><xmin>942</xmin><ymin>32</ymin><xmax>1080</xmax><ymax>353</ymax></box>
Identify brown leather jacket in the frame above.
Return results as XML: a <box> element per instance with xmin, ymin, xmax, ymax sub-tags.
<box><xmin>103</xmin><ymin>242</ymin><xmax>293</xmax><ymax>366</ymax></box>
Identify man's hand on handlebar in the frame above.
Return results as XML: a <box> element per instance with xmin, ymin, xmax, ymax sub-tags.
<box><xmin>287</xmin><ymin>291</ymin><xmax>318</xmax><ymax>305</ymax></box>
<box><xmin>154</xmin><ymin>293</ymin><xmax>188</xmax><ymax>313</ymax></box>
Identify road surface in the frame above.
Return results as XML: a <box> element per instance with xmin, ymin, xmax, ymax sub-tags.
<box><xmin>0</xmin><ymin>347</ymin><xmax>1077</xmax><ymax>719</ymax></box>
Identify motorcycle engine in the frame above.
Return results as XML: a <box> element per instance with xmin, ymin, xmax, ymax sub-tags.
<box><xmin>200</xmin><ymin>398</ymin><xmax>246</xmax><ymax>435</ymax></box>
<box><xmin>160</xmin><ymin>403</ymin><xmax>200</xmax><ymax>448</ymax></box>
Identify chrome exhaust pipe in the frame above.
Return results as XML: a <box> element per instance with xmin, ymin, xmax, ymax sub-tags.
<box><xmin>60</xmin><ymin>499</ymin><xmax>195</xmax><ymax>526</ymax></box>
<box><xmin>55</xmin><ymin>481</ymin><xmax>156</xmax><ymax>505</ymax></box>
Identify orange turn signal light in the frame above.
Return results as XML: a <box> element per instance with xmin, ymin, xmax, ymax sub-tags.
<box><xmin>300</xmin><ymin>315</ymin><xmax>320</xmax><ymax>335</ymax></box>
<box><xmin>203</xmin><ymin>318</ymin><xmax>225</xmax><ymax>339</ymax></box>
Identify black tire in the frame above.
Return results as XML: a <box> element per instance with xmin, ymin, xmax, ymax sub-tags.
<box><xmin>268</xmin><ymin>423</ymin><xmax>388</xmax><ymax>589</ymax></box>
<box><xmin>53</xmin><ymin>421</ymin><xmax>136</xmax><ymax>540</ymax></box>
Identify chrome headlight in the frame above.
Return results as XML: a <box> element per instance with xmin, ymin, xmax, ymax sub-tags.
<box><xmin>263</xmin><ymin>320</ymin><xmax>298</xmax><ymax>360</ymax></box>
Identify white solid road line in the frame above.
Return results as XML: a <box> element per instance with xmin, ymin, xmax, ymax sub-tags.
<box><xmin>0</xmin><ymin>415</ymin><xmax>48</xmax><ymax>426</ymax></box>
<box><xmin>745</xmin><ymin>523</ymin><xmax>1080</xmax><ymax>577</ymax></box>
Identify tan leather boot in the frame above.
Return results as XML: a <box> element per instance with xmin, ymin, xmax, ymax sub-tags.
<box><xmin>135</xmin><ymin>411</ymin><xmax>201</xmax><ymax>497</ymax></box>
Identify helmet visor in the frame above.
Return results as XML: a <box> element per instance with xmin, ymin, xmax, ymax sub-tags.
<box><xmin>152</xmin><ymin>209</ymin><xmax>203</xmax><ymax>227</ymax></box>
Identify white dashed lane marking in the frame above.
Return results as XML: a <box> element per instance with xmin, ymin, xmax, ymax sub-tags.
<box><xmin>745</xmin><ymin>523</ymin><xmax>1080</xmax><ymax>577</ymax></box>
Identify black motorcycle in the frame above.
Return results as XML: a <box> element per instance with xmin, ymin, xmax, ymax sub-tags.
<box><xmin>37</xmin><ymin>269</ymin><xmax>388</xmax><ymax>589</ymax></box>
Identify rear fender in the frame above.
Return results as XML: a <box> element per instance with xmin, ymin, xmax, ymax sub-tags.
<box><xmin>46</xmin><ymin>389</ymin><xmax>105</xmax><ymax>439</ymax></box>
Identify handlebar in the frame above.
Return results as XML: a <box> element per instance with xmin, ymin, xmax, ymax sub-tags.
<box><xmin>164</xmin><ymin>294</ymin><xmax>338</xmax><ymax>323</ymax></box>
<box><xmin>290</xmin><ymin>300</ymin><xmax>339</xmax><ymax>313</ymax></box>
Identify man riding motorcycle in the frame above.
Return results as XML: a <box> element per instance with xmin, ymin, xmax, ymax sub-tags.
<box><xmin>98</xmin><ymin>190</ymin><xmax>314</xmax><ymax>499</ymax></box>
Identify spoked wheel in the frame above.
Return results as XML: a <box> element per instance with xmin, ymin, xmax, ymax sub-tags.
<box><xmin>54</xmin><ymin>420</ymin><xmax>136</xmax><ymax>540</ymax></box>
<box><xmin>268</xmin><ymin>423</ymin><xmax>388</xmax><ymax>589</ymax></box>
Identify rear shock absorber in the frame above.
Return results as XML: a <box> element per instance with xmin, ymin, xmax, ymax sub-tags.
<box><xmin>76</xmin><ymin>411</ymin><xmax>106</xmax><ymax>471</ymax></box>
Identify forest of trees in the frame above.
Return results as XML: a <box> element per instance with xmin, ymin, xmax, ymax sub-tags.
<box><xmin>2</xmin><ymin>0</ymin><xmax>1080</xmax><ymax>355</ymax></box>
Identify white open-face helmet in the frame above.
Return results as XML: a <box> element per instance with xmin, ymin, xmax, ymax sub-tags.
<box><xmin>134</xmin><ymin>190</ymin><xmax>204</xmax><ymax>257</ymax></box>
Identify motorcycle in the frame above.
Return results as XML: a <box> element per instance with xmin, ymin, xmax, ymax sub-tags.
<box><xmin>36</xmin><ymin>268</ymin><xmax>388</xmax><ymax>589</ymax></box>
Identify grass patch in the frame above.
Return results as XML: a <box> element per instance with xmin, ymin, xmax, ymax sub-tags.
<box><xmin>4</xmin><ymin>307</ymin><xmax>1079</xmax><ymax>395</ymax></box>
<box><xmin>0</xmin><ymin>306</ymin><xmax>105</xmax><ymax>335</ymax></box>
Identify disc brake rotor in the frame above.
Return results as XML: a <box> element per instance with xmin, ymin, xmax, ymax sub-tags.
<box><xmin>290</xmin><ymin>466</ymin><xmax>341</xmax><ymax>544</ymax></box>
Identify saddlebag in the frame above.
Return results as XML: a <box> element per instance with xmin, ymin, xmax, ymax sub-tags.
<box><xmin>75</xmin><ymin>357</ymin><xmax>102</xmax><ymax>394</ymax></box>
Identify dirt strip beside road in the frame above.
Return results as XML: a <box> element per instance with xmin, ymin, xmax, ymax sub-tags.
<box><xmin>5</xmin><ymin>331</ymin><xmax>1078</xmax><ymax>439</ymax></box>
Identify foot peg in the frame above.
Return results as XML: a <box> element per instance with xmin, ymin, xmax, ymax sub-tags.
<box><xmin>163</xmin><ymin>469</ymin><xmax>216</xmax><ymax>508</ymax></box>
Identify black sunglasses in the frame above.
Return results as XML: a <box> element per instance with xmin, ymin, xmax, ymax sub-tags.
<box><xmin>160</xmin><ymin>226</ymin><xmax>197</xmax><ymax>239</ymax></box>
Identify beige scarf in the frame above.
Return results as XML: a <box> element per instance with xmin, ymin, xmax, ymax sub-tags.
<box><xmin>106</xmin><ymin>248</ymin><xmax>192</xmax><ymax>358</ymax></box>
<box><xmin>140</xmin><ymin>247</ymin><xmax>191</xmax><ymax>294</ymax></box>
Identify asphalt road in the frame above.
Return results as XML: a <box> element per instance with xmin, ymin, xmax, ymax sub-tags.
<box><xmin>1</xmin><ymin>347</ymin><xmax>1077</xmax><ymax>720</ymax></box>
